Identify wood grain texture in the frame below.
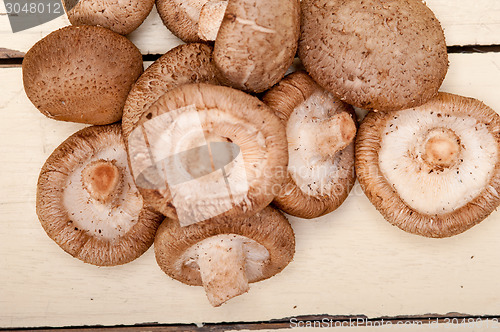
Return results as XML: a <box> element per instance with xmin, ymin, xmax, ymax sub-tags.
<box><xmin>0</xmin><ymin>52</ymin><xmax>500</xmax><ymax>328</ymax></box>
<box><xmin>0</xmin><ymin>0</ymin><xmax>499</xmax><ymax>59</ymax></box>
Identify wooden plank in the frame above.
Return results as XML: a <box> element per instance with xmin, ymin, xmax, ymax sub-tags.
<box><xmin>0</xmin><ymin>0</ymin><xmax>499</xmax><ymax>58</ymax></box>
<box><xmin>0</xmin><ymin>52</ymin><xmax>500</xmax><ymax>329</ymax></box>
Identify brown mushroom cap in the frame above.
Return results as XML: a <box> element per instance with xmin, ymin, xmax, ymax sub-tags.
<box><xmin>122</xmin><ymin>43</ymin><xmax>219</xmax><ymax>141</ymax></box>
<box><xmin>127</xmin><ymin>83</ymin><xmax>288</xmax><ymax>223</ymax></box>
<box><xmin>23</xmin><ymin>25</ymin><xmax>143</xmax><ymax>125</ymax></box>
<box><xmin>299</xmin><ymin>0</ymin><xmax>448</xmax><ymax>112</ymax></box>
<box><xmin>36</xmin><ymin>124</ymin><xmax>164</xmax><ymax>266</ymax></box>
<box><xmin>356</xmin><ymin>92</ymin><xmax>500</xmax><ymax>238</ymax></box>
<box><xmin>263</xmin><ymin>71</ymin><xmax>357</xmax><ymax>219</ymax></box>
<box><xmin>156</xmin><ymin>0</ymin><xmax>209</xmax><ymax>43</ymax></box>
<box><xmin>63</xmin><ymin>0</ymin><xmax>155</xmax><ymax>35</ymax></box>
<box><xmin>154</xmin><ymin>206</ymin><xmax>295</xmax><ymax>306</ymax></box>
<box><xmin>213</xmin><ymin>0</ymin><xmax>300</xmax><ymax>93</ymax></box>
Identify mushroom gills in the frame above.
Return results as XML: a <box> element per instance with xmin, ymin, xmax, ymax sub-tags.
<box><xmin>182</xmin><ymin>234</ymin><xmax>269</xmax><ymax>306</ymax></box>
<box><xmin>198</xmin><ymin>0</ymin><xmax>228</xmax><ymax>41</ymax></box>
<box><xmin>287</xmin><ymin>89</ymin><xmax>356</xmax><ymax>197</ymax></box>
<box><xmin>379</xmin><ymin>109</ymin><xmax>498</xmax><ymax>215</ymax></box>
<box><xmin>63</xmin><ymin>146</ymin><xmax>143</xmax><ymax>240</ymax></box>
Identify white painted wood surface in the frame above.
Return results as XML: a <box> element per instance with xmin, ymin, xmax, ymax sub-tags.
<box><xmin>0</xmin><ymin>52</ymin><xmax>500</xmax><ymax>328</ymax></box>
<box><xmin>0</xmin><ymin>0</ymin><xmax>499</xmax><ymax>57</ymax></box>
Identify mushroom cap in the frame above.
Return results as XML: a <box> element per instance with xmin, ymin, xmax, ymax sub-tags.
<box><xmin>156</xmin><ymin>0</ymin><xmax>209</xmax><ymax>43</ymax></box>
<box><xmin>23</xmin><ymin>25</ymin><xmax>143</xmax><ymax>125</ymax></box>
<box><xmin>36</xmin><ymin>124</ymin><xmax>164</xmax><ymax>266</ymax></box>
<box><xmin>263</xmin><ymin>71</ymin><xmax>357</xmax><ymax>219</ymax></box>
<box><xmin>356</xmin><ymin>92</ymin><xmax>500</xmax><ymax>238</ymax></box>
<box><xmin>299</xmin><ymin>0</ymin><xmax>448</xmax><ymax>112</ymax></box>
<box><xmin>154</xmin><ymin>206</ymin><xmax>295</xmax><ymax>286</ymax></box>
<box><xmin>122</xmin><ymin>43</ymin><xmax>219</xmax><ymax>141</ymax></box>
<box><xmin>63</xmin><ymin>0</ymin><xmax>155</xmax><ymax>35</ymax></box>
<box><xmin>213</xmin><ymin>0</ymin><xmax>300</xmax><ymax>93</ymax></box>
<box><xmin>127</xmin><ymin>83</ymin><xmax>288</xmax><ymax>224</ymax></box>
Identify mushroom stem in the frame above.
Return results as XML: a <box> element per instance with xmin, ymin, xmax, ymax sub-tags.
<box><xmin>423</xmin><ymin>128</ymin><xmax>461</xmax><ymax>169</ymax></box>
<box><xmin>196</xmin><ymin>237</ymin><xmax>249</xmax><ymax>307</ymax></box>
<box><xmin>315</xmin><ymin>112</ymin><xmax>357</xmax><ymax>157</ymax></box>
<box><xmin>82</xmin><ymin>159</ymin><xmax>122</xmax><ymax>203</ymax></box>
<box><xmin>198</xmin><ymin>0</ymin><xmax>228</xmax><ymax>41</ymax></box>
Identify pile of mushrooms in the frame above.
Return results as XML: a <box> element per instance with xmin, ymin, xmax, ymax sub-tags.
<box><xmin>22</xmin><ymin>0</ymin><xmax>500</xmax><ymax>307</ymax></box>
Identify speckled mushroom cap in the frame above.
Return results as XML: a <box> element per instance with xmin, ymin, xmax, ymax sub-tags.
<box><xmin>127</xmin><ymin>83</ymin><xmax>288</xmax><ymax>223</ymax></box>
<box><xmin>122</xmin><ymin>43</ymin><xmax>219</xmax><ymax>141</ymax></box>
<box><xmin>263</xmin><ymin>71</ymin><xmax>357</xmax><ymax>219</ymax></box>
<box><xmin>154</xmin><ymin>206</ymin><xmax>295</xmax><ymax>306</ymax></box>
<box><xmin>23</xmin><ymin>25</ymin><xmax>143</xmax><ymax>125</ymax></box>
<box><xmin>36</xmin><ymin>124</ymin><xmax>164</xmax><ymax>266</ymax></box>
<box><xmin>156</xmin><ymin>0</ymin><xmax>209</xmax><ymax>42</ymax></box>
<box><xmin>356</xmin><ymin>93</ymin><xmax>500</xmax><ymax>238</ymax></box>
<box><xmin>299</xmin><ymin>0</ymin><xmax>448</xmax><ymax>112</ymax></box>
<box><xmin>213</xmin><ymin>0</ymin><xmax>300</xmax><ymax>93</ymax></box>
<box><xmin>63</xmin><ymin>0</ymin><xmax>155</xmax><ymax>35</ymax></box>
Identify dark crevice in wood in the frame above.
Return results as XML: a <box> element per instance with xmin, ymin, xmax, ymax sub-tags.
<box><xmin>3</xmin><ymin>314</ymin><xmax>500</xmax><ymax>331</ymax></box>
<box><xmin>448</xmin><ymin>45</ymin><xmax>500</xmax><ymax>53</ymax></box>
<box><xmin>0</xmin><ymin>57</ymin><xmax>22</xmax><ymax>67</ymax></box>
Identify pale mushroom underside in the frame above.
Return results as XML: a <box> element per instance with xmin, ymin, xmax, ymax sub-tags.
<box><xmin>356</xmin><ymin>93</ymin><xmax>500</xmax><ymax>237</ymax></box>
<box><xmin>379</xmin><ymin>109</ymin><xmax>497</xmax><ymax>215</ymax></box>
<box><xmin>287</xmin><ymin>89</ymin><xmax>356</xmax><ymax>198</ymax></box>
<box><xmin>37</xmin><ymin>125</ymin><xmax>163</xmax><ymax>266</ymax></box>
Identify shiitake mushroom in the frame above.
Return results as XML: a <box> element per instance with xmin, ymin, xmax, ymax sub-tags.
<box><xmin>154</xmin><ymin>206</ymin><xmax>295</xmax><ymax>307</ymax></box>
<box><xmin>356</xmin><ymin>93</ymin><xmax>500</xmax><ymax>237</ymax></box>
<box><xmin>23</xmin><ymin>25</ymin><xmax>143</xmax><ymax>125</ymax></box>
<box><xmin>299</xmin><ymin>0</ymin><xmax>448</xmax><ymax>112</ymax></box>
<box><xmin>62</xmin><ymin>0</ymin><xmax>155</xmax><ymax>35</ymax></box>
<box><xmin>263</xmin><ymin>71</ymin><xmax>357</xmax><ymax>219</ymax></box>
<box><xmin>36</xmin><ymin>124</ymin><xmax>163</xmax><ymax>266</ymax></box>
<box><xmin>127</xmin><ymin>83</ymin><xmax>288</xmax><ymax>224</ymax></box>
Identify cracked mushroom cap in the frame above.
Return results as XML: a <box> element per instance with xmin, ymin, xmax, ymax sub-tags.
<box><xmin>122</xmin><ymin>43</ymin><xmax>219</xmax><ymax>141</ymax></box>
<box><xmin>63</xmin><ymin>0</ymin><xmax>155</xmax><ymax>35</ymax></box>
<box><xmin>154</xmin><ymin>206</ymin><xmax>295</xmax><ymax>307</ymax></box>
<box><xmin>299</xmin><ymin>0</ymin><xmax>448</xmax><ymax>112</ymax></box>
<box><xmin>263</xmin><ymin>71</ymin><xmax>357</xmax><ymax>219</ymax></box>
<box><xmin>156</xmin><ymin>0</ymin><xmax>211</xmax><ymax>43</ymax></box>
<box><xmin>356</xmin><ymin>93</ymin><xmax>500</xmax><ymax>238</ymax></box>
<box><xmin>23</xmin><ymin>25</ymin><xmax>143</xmax><ymax>125</ymax></box>
<box><xmin>213</xmin><ymin>0</ymin><xmax>300</xmax><ymax>93</ymax></box>
<box><xmin>127</xmin><ymin>83</ymin><xmax>288</xmax><ymax>224</ymax></box>
<box><xmin>36</xmin><ymin>124</ymin><xmax>164</xmax><ymax>266</ymax></box>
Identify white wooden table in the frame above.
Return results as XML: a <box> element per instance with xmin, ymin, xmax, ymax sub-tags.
<box><xmin>1</xmin><ymin>0</ymin><xmax>500</xmax><ymax>330</ymax></box>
